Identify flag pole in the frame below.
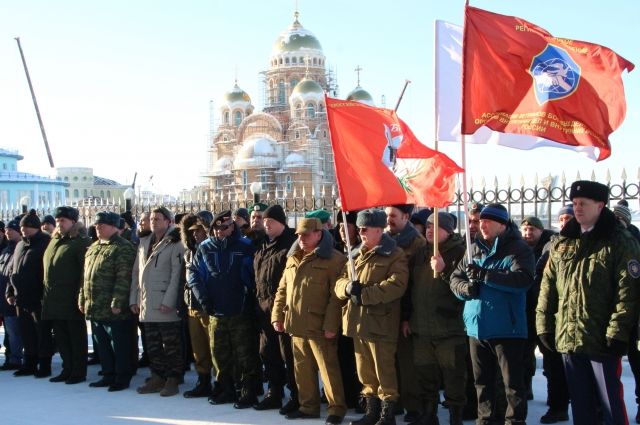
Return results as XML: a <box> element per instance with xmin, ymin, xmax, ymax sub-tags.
<box><xmin>432</xmin><ymin>21</ymin><xmax>441</xmax><ymax>278</ymax></box>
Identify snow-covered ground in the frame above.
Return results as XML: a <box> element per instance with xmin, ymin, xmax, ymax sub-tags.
<box><xmin>0</xmin><ymin>332</ymin><xmax>637</xmax><ymax>424</ymax></box>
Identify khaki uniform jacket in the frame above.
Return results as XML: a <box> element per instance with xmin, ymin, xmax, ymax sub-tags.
<box><xmin>335</xmin><ymin>233</ymin><xmax>408</xmax><ymax>343</ymax></box>
<box><xmin>536</xmin><ymin>208</ymin><xmax>640</xmax><ymax>355</ymax></box>
<box><xmin>130</xmin><ymin>226</ymin><xmax>185</xmax><ymax>322</ymax></box>
<box><xmin>272</xmin><ymin>230</ymin><xmax>346</xmax><ymax>337</ymax></box>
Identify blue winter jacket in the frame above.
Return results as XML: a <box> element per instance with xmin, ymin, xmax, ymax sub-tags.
<box><xmin>450</xmin><ymin>222</ymin><xmax>534</xmax><ymax>340</ymax></box>
<box><xmin>186</xmin><ymin>226</ymin><xmax>256</xmax><ymax>317</ymax></box>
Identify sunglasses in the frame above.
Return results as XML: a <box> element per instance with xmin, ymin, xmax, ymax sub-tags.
<box><xmin>358</xmin><ymin>227</ymin><xmax>369</xmax><ymax>233</ymax></box>
<box><xmin>213</xmin><ymin>224</ymin><xmax>232</xmax><ymax>231</ymax></box>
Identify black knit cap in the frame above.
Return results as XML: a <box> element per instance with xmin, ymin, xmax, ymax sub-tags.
<box><xmin>120</xmin><ymin>210</ymin><xmax>135</xmax><ymax>228</ymax></box>
<box><xmin>336</xmin><ymin>210</ymin><xmax>358</xmax><ymax>226</ymax></box>
<box><xmin>55</xmin><ymin>206</ymin><xmax>80</xmax><ymax>222</ymax></box>
<box><xmin>569</xmin><ymin>180</ymin><xmax>609</xmax><ymax>203</ymax></box>
<box><xmin>6</xmin><ymin>219</ymin><xmax>20</xmax><ymax>232</ymax></box>
<box><xmin>42</xmin><ymin>215</ymin><xmax>55</xmax><ymax>226</ymax></box>
<box><xmin>19</xmin><ymin>209</ymin><xmax>41</xmax><ymax>229</ymax></box>
<box><xmin>264</xmin><ymin>204</ymin><xmax>287</xmax><ymax>226</ymax></box>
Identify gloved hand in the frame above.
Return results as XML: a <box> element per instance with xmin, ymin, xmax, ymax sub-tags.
<box><xmin>606</xmin><ymin>337</ymin><xmax>628</xmax><ymax>356</ymax></box>
<box><xmin>538</xmin><ymin>333</ymin><xmax>556</xmax><ymax>353</ymax></box>
<box><xmin>466</xmin><ymin>279</ymin><xmax>480</xmax><ymax>299</ymax></box>
<box><xmin>466</xmin><ymin>263</ymin><xmax>487</xmax><ymax>281</ymax></box>
<box><xmin>346</xmin><ymin>280</ymin><xmax>362</xmax><ymax>297</ymax></box>
<box><xmin>200</xmin><ymin>298</ymin><xmax>215</xmax><ymax>316</ymax></box>
<box><xmin>350</xmin><ymin>292</ymin><xmax>363</xmax><ymax>306</ymax></box>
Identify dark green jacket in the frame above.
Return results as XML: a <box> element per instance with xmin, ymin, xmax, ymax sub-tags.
<box><xmin>405</xmin><ymin>233</ymin><xmax>466</xmax><ymax>339</ymax></box>
<box><xmin>536</xmin><ymin>208</ymin><xmax>640</xmax><ymax>355</ymax></box>
<box><xmin>80</xmin><ymin>232</ymin><xmax>136</xmax><ymax>321</ymax></box>
<box><xmin>42</xmin><ymin>223</ymin><xmax>91</xmax><ymax>320</ymax></box>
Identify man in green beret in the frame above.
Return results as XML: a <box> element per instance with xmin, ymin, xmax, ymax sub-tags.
<box><xmin>306</xmin><ymin>209</ymin><xmax>332</xmax><ymax>230</ymax></box>
<box><xmin>246</xmin><ymin>203</ymin><xmax>268</xmax><ymax>247</ymax></box>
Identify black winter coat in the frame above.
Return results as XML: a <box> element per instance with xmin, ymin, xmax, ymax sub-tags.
<box><xmin>0</xmin><ymin>239</ymin><xmax>16</xmax><ymax>316</ymax></box>
<box><xmin>254</xmin><ymin>227</ymin><xmax>297</xmax><ymax>312</ymax></box>
<box><xmin>10</xmin><ymin>231</ymin><xmax>51</xmax><ymax>312</ymax></box>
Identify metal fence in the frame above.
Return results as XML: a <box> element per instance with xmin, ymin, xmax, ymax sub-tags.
<box><xmin>5</xmin><ymin>170</ymin><xmax>638</xmax><ymax>230</ymax></box>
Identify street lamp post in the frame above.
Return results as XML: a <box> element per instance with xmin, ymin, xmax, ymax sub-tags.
<box><xmin>250</xmin><ymin>182</ymin><xmax>262</xmax><ymax>205</ymax></box>
<box><xmin>123</xmin><ymin>188</ymin><xmax>135</xmax><ymax>212</ymax></box>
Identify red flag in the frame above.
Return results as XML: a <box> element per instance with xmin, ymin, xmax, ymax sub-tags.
<box><xmin>462</xmin><ymin>6</ymin><xmax>634</xmax><ymax>161</ymax></box>
<box><xmin>326</xmin><ymin>96</ymin><xmax>463</xmax><ymax>211</ymax></box>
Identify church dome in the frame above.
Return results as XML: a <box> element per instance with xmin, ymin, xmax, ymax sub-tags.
<box><xmin>284</xmin><ymin>152</ymin><xmax>306</xmax><ymax>167</ymax></box>
<box><xmin>234</xmin><ymin>135</ymin><xmax>280</xmax><ymax>169</ymax></box>
<box><xmin>290</xmin><ymin>78</ymin><xmax>325</xmax><ymax>105</ymax></box>
<box><xmin>221</xmin><ymin>83</ymin><xmax>252</xmax><ymax>108</ymax></box>
<box><xmin>346</xmin><ymin>86</ymin><xmax>375</xmax><ymax>106</ymax></box>
<box><xmin>212</xmin><ymin>156</ymin><xmax>233</xmax><ymax>175</ymax></box>
<box><xmin>272</xmin><ymin>13</ymin><xmax>323</xmax><ymax>55</ymax></box>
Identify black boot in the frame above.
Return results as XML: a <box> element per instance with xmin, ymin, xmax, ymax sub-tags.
<box><xmin>448</xmin><ymin>405</ymin><xmax>463</xmax><ymax>425</ymax></box>
<box><xmin>253</xmin><ymin>386</ymin><xmax>283</xmax><ymax>410</ymax></box>
<box><xmin>183</xmin><ymin>373</ymin><xmax>212</xmax><ymax>398</ymax></box>
<box><xmin>234</xmin><ymin>382</ymin><xmax>258</xmax><ymax>409</ymax></box>
<box><xmin>279</xmin><ymin>394</ymin><xmax>300</xmax><ymax>415</ymax></box>
<box><xmin>34</xmin><ymin>357</ymin><xmax>52</xmax><ymax>378</ymax></box>
<box><xmin>350</xmin><ymin>396</ymin><xmax>381</xmax><ymax>425</ymax></box>
<box><xmin>374</xmin><ymin>400</ymin><xmax>396</xmax><ymax>425</ymax></box>
<box><xmin>13</xmin><ymin>356</ymin><xmax>37</xmax><ymax>377</ymax></box>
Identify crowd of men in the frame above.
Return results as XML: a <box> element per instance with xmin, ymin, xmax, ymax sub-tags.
<box><xmin>1</xmin><ymin>179</ymin><xmax>639</xmax><ymax>425</ymax></box>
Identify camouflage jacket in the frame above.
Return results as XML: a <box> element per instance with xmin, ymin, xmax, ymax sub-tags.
<box><xmin>536</xmin><ymin>208</ymin><xmax>640</xmax><ymax>355</ymax></box>
<box><xmin>79</xmin><ymin>233</ymin><xmax>136</xmax><ymax>321</ymax></box>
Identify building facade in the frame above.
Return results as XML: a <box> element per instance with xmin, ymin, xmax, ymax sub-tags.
<box><xmin>56</xmin><ymin>167</ymin><xmax>130</xmax><ymax>205</ymax></box>
<box><xmin>203</xmin><ymin>12</ymin><xmax>374</xmax><ymax>201</ymax></box>
<box><xmin>0</xmin><ymin>148</ymin><xmax>67</xmax><ymax>208</ymax></box>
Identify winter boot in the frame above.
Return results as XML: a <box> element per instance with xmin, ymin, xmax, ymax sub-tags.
<box><xmin>34</xmin><ymin>357</ymin><xmax>52</xmax><ymax>378</ymax></box>
<box><xmin>540</xmin><ymin>407</ymin><xmax>569</xmax><ymax>424</ymax></box>
<box><xmin>234</xmin><ymin>382</ymin><xmax>258</xmax><ymax>409</ymax></box>
<box><xmin>448</xmin><ymin>405</ymin><xmax>463</xmax><ymax>425</ymax></box>
<box><xmin>253</xmin><ymin>386</ymin><xmax>283</xmax><ymax>410</ymax></box>
<box><xmin>374</xmin><ymin>400</ymin><xmax>396</xmax><ymax>425</ymax></box>
<box><xmin>13</xmin><ymin>356</ymin><xmax>37</xmax><ymax>377</ymax></box>
<box><xmin>350</xmin><ymin>396</ymin><xmax>381</xmax><ymax>425</ymax></box>
<box><xmin>279</xmin><ymin>394</ymin><xmax>300</xmax><ymax>415</ymax></box>
<box><xmin>160</xmin><ymin>376</ymin><xmax>180</xmax><ymax>397</ymax></box>
<box><xmin>183</xmin><ymin>373</ymin><xmax>212</xmax><ymax>398</ymax></box>
<box><xmin>136</xmin><ymin>373</ymin><xmax>166</xmax><ymax>394</ymax></box>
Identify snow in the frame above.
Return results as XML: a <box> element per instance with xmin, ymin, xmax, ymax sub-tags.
<box><xmin>1</xmin><ymin>331</ymin><xmax>638</xmax><ymax>424</ymax></box>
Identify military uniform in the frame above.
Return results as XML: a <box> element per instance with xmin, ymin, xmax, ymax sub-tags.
<box><xmin>80</xmin><ymin>231</ymin><xmax>136</xmax><ymax>387</ymax></box>
<box><xmin>335</xmin><ymin>233</ymin><xmax>408</xmax><ymax>402</ymax></box>
<box><xmin>405</xmin><ymin>230</ymin><xmax>466</xmax><ymax>422</ymax></box>
<box><xmin>272</xmin><ymin>226</ymin><xmax>347</xmax><ymax>419</ymax></box>
<box><xmin>387</xmin><ymin>220</ymin><xmax>425</xmax><ymax>418</ymax></box>
<box><xmin>537</xmin><ymin>195</ymin><xmax>640</xmax><ymax>424</ymax></box>
<box><xmin>42</xmin><ymin>220</ymin><xmax>91</xmax><ymax>382</ymax></box>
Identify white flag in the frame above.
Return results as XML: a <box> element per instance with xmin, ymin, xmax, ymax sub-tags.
<box><xmin>435</xmin><ymin>20</ymin><xmax>598</xmax><ymax>160</ymax></box>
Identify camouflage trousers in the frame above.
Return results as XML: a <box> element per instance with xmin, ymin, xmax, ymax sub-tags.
<box><xmin>143</xmin><ymin>321</ymin><xmax>184</xmax><ymax>379</ymax></box>
<box><xmin>208</xmin><ymin>314</ymin><xmax>259</xmax><ymax>388</ymax></box>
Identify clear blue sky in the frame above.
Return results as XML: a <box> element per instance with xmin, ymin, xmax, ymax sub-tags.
<box><xmin>1</xmin><ymin>0</ymin><xmax>637</xmax><ymax>196</ymax></box>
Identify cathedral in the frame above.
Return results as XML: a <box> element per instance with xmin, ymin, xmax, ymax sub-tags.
<box><xmin>204</xmin><ymin>11</ymin><xmax>375</xmax><ymax>201</ymax></box>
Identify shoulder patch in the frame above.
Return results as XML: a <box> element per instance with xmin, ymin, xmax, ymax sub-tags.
<box><xmin>628</xmin><ymin>259</ymin><xmax>640</xmax><ymax>279</ymax></box>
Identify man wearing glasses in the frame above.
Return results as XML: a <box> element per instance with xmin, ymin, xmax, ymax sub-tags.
<box><xmin>187</xmin><ymin>210</ymin><xmax>259</xmax><ymax>409</ymax></box>
<box><xmin>336</xmin><ymin>208</ymin><xmax>408</xmax><ymax>425</ymax></box>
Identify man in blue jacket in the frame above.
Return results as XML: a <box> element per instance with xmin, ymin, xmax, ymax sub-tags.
<box><xmin>450</xmin><ymin>203</ymin><xmax>535</xmax><ymax>425</ymax></box>
<box><xmin>187</xmin><ymin>210</ymin><xmax>259</xmax><ymax>409</ymax></box>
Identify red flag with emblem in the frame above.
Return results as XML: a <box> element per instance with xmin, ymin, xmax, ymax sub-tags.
<box><xmin>325</xmin><ymin>96</ymin><xmax>463</xmax><ymax>211</ymax></box>
<box><xmin>462</xmin><ymin>5</ymin><xmax>634</xmax><ymax>161</ymax></box>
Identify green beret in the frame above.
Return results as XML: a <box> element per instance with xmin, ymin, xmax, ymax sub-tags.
<box><xmin>305</xmin><ymin>209</ymin><xmax>331</xmax><ymax>224</ymax></box>
<box><xmin>251</xmin><ymin>202</ymin><xmax>268</xmax><ymax>212</ymax></box>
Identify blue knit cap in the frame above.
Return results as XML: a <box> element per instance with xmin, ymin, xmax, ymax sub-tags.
<box><xmin>480</xmin><ymin>203</ymin><xmax>509</xmax><ymax>225</ymax></box>
<box><xmin>558</xmin><ymin>205</ymin><xmax>574</xmax><ymax>217</ymax></box>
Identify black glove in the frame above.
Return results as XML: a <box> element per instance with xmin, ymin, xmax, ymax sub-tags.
<box><xmin>350</xmin><ymin>292</ymin><xmax>363</xmax><ymax>306</ymax></box>
<box><xmin>346</xmin><ymin>280</ymin><xmax>362</xmax><ymax>297</ymax></box>
<box><xmin>200</xmin><ymin>298</ymin><xmax>215</xmax><ymax>316</ymax></box>
<box><xmin>466</xmin><ymin>263</ymin><xmax>487</xmax><ymax>281</ymax></box>
<box><xmin>466</xmin><ymin>279</ymin><xmax>480</xmax><ymax>299</ymax></box>
<box><xmin>606</xmin><ymin>337</ymin><xmax>628</xmax><ymax>356</ymax></box>
<box><xmin>538</xmin><ymin>333</ymin><xmax>556</xmax><ymax>353</ymax></box>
